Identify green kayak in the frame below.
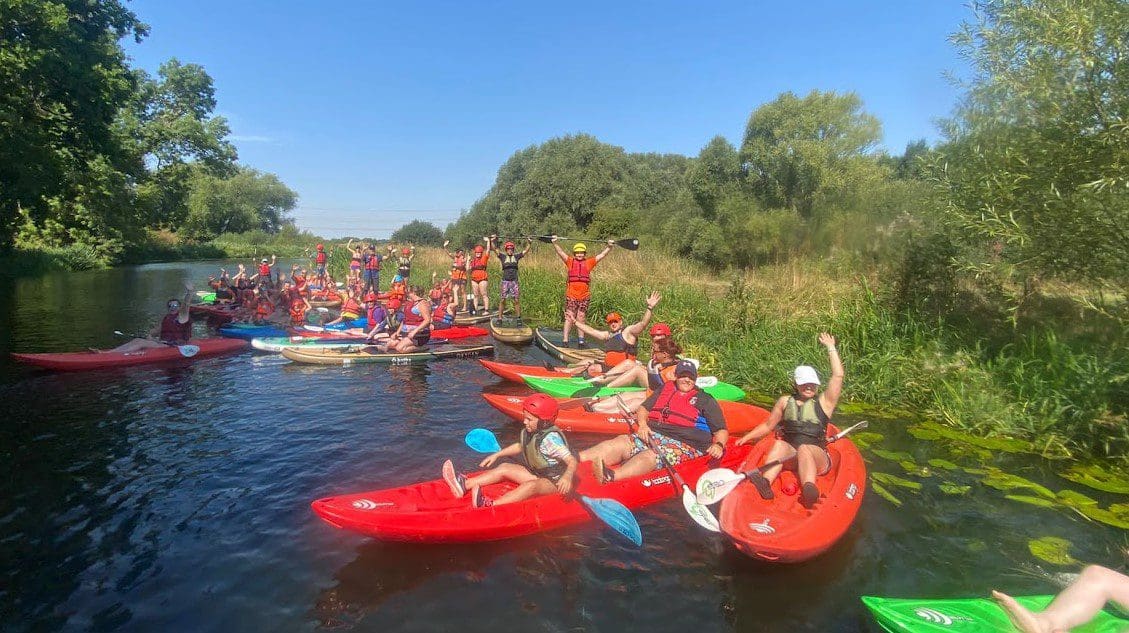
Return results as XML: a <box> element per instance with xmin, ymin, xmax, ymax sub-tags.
<box><xmin>861</xmin><ymin>595</ymin><xmax>1129</xmax><ymax>632</ymax></box>
<box><xmin>521</xmin><ymin>374</ymin><xmax>746</xmax><ymax>402</ymax></box>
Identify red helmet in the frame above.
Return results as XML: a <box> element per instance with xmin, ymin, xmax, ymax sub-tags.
<box><xmin>650</xmin><ymin>323</ymin><xmax>672</xmax><ymax>337</ymax></box>
<box><xmin>316</xmin><ymin>244</ymin><xmax>324</xmax><ymax>250</ymax></box>
<box><xmin>605</xmin><ymin>312</ymin><xmax>623</xmax><ymax>324</ymax></box>
<box><xmin>401</xmin><ymin>247</ymin><xmax>411</xmax><ymax>255</ymax></box>
<box><xmin>522</xmin><ymin>393</ymin><xmax>559</xmax><ymax>421</ymax></box>
<box><xmin>474</xmin><ymin>245</ymin><xmax>484</xmax><ymax>253</ymax></box>
<box><xmin>504</xmin><ymin>241</ymin><xmax>515</xmax><ymax>250</ymax></box>
<box><xmin>365</xmin><ymin>292</ymin><xmax>378</xmax><ymax>302</ymax></box>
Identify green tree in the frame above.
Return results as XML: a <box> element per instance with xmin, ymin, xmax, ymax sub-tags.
<box><xmin>933</xmin><ymin>0</ymin><xmax>1129</xmax><ymax>292</ymax></box>
<box><xmin>182</xmin><ymin>168</ymin><xmax>296</xmax><ymax>240</ymax></box>
<box><xmin>390</xmin><ymin>220</ymin><xmax>444</xmax><ymax>246</ymax></box>
<box><xmin>740</xmin><ymin>90</ymin><xmax>882</xmax><ymax>219</ymax></box>
<box><xmin>686</xmin><ymin>136</ymin><xmax>743</xmax><ymax>218</ymax></box>
<box><xmin>0</xmin><ymin>0</ymin><xmax>147</xmax><ymax>249</ymax></box>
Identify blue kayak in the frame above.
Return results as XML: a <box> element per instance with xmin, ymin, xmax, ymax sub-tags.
<box><xmin>219</xmin><ymin>324</ymin><xmax>289</xmax><ymax>340</ymax></box>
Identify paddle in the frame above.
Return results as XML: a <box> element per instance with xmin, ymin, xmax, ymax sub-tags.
<box><xmin>612</xmin><ymin>398</ymin><xmax>720</xmax><ymax>532</ymax></box>
<box><xmin>113</xmin><ymin>330</ymin><xmax>200</xmax><ymax>357</ymax></box>
<box><xmin>534</xmin><ymin>236</ymin><xmax>640</xmax><ymax>251</ymax></box>
<box><xmin>694</xmin><ymin>421</ymin><xmax>870</xmax><ymax>506</ymax></box>
<box><xmin>462</xmin><ymin>428</ymin><xmax>643</xmax><ymax>546</ymax></box>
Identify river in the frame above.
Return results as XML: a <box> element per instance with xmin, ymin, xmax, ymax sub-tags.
<box><xmin>0</xmin><ymin>261</ymin><xmax>1123</xmax><ymax>631</ymax></box>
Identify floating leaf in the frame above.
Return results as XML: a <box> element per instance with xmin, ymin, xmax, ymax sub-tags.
<box><xmin>1058</xmin><ymin>463</ymin><xmax>1129</xmax><ymax>495</ymax></box>
<box><xmin>1076</xmin><ymin>506</ymin><xmax>1129</xmax><ymax>530</ymax></box>
<box><xmin>1006</xmin><ymin>495</ymin><xmax>1059</xmax><ymax>509</ymax></box>
<box><xmin>928</xmin><ymin>458</ymin><xmax>960</xmax><ymax>470</ymax></box>
<box><xmin>872</xmin><ymin>449</ymin><xmax>915</xmax><ymax>463</ymax></box>
<box><xmin>906</xmin><ymin>425</ymin><xmax>941</xmax><ymax>441</ymax></box>
<box><xmin>872</xmin><ymin>472</ymin><xmax>923</xmax><ymax>491</ymax></box>
<box><xmin>1028</xmin><ymin>536</ymin><xmax>1079</xmax><ymax>566</ymax></box>
<box><xmin>981</xmin><ymin>470</ymin><xmax>1055</xmax><ymax>499</ymax></box>
<box><xmin>939</xmin><ymin>483</ymin><xmax>971</xmax><ymax>495</ymax></box>
<box><xmin>871</xmin><ymin>481</ymin><xmax>902</xmax><ymax>507</ymax></box>
<box><xmin>962</xmin><ymin>467</ymin><xmax>990</xmax><ymax>475</ymax></box>
<box><xmin>1056</xmin><ymin>489</ymin><xmax>1099</xmax><ymax>508</ymax></box>
<box><xmin>910</xmin><ymin>420</ymin><xmax>1033</xmax><ymax>453</ymax></box>
<box><xmin>851</xmin><ymin>432</ymin><xmax>884</xmax><ymax>449</ymax></box>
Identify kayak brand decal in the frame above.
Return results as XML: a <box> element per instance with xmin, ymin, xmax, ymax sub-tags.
<box><xmin>748</xmin><ymin>518</ymin><xmax>775</xmax><ymax>535</ymax></box>
<box><xmin>351</xmin><ymin>498</ymin><xmax>394</xmax><ymax>511</ymax></box>
<box><xmin>912</xmin><ymin>608</ymin><xmax>960</xmax><ymax>626</ymax></box>
<box><xmin>641</xmin><ymin>475</ymin><xmax>671</xmax><ymax>488</ymax></box>
<box><xmin>845</xmin><ymin>483</ymin><xmax>859</xmax><ymax>500</ymax></box>
<box><xmin>507</xmin><ymin>397</ymin><xmax>522</xmax><ymax>403</ymax></box>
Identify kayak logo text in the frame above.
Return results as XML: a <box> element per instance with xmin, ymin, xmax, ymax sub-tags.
<box><xmin>641</xmin><ymin>475</ymin><xmax>671</xmax><ymax>487</ymax></box>
<box><xmin>845</xmin><ymin>483</ymin><xmax>859</xmax><ymax>500</ymax></box>
<box><xmin>913</xmin><ymin>608</ymin><xmax>971</xmax><ymax>626</ymax></box>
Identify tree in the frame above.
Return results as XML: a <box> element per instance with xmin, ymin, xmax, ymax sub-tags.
<box><xmin>182</xmin><ymin>168</ymin><xmax>296</xmax><ymax>240</ymax></box>
<box><xmin>686</xmin><ymin>136</ymin><xmax>743</xmax><ymax>218</ymax></box>
<box><xmin>740</xmin><ymin>90</ymin><xmax>882</xmax><ymax>218</ymax></box>
<box><xmin>933</xmin><ymin>0</ymin><xmax>1129</xmax><ymax>289</ymax></box>
<box><xmin>390</xmin><ymin>220</ymin><xmax>444</xmax><ymax>246</ymax></box>
<box><xmin>0</xmin><ymin>0</ymin><xmax>148</xmax><ymax>249</ymax></box>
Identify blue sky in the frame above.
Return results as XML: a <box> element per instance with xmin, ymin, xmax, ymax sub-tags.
<box><xmin>123</xmin><ymin>1</ymin><xmax>971</xmax><ymax>238</ymax></box>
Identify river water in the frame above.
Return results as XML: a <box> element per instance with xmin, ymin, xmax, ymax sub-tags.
<box><xmin>0</xmin><ymin>262</ymin><xmax>1123</xmax><ymax>632</ymax></box>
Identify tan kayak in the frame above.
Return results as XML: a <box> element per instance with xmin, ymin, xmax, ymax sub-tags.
<box><xmin>489</xmin><ymin>317</ymin><xmax>533</xmax><ymax>344</ymax></box>
<box><xmin>281</xmin><ymin>343</ymin><xmax>493</xmax><ymax>365</ymax></box>
<box><xmin>533</xmin><ymin>327</ymin><xmax>604</xmax><ymax>364</ymax></box>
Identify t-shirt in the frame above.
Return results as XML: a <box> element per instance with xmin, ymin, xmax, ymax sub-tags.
<box><xmin>640</xmin><ymin>387</ymin><xmax>725</xmax><ymax>452</ymax></box>
<box><xmin>564</xmin><ymin>258</ymin><xmax>598</xmax><ymax>301</ymax></box>
<box><xmin>497</xmin><ymin>252</ymin><xmax>525</xmax><ymax>281</ymax></box>
<box><xmin>537</xmin><ymin>431</ymin><xmax>571</xmax><ymax>467</ymax></box>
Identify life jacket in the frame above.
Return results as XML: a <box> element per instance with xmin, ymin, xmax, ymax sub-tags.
<box><xmin>500</xmin><ymin>254</ymin><xmax>520</xmax><ymax>273</ymax></box>
<box><xmin>567</xmin><ymin>258</ymin><xmax>590</xmax><ymax>284</ymax></box>
<box><xmin>364</xmin><ymin>253</ymin><xmax>380</xmax><ymax>270</ymax></box>
<box><xmin>258</xmin><ymin>263</ymin><xmax>271</xmax><ymax>277</ymax></box>
<box><xmin>647</xmin><ymin>359</ymin><xmax>679</xmax><ymax>391</ymax></box>
<box><xmin>401</xmin><ymin>299</ymin><xmax>426</xmax><ymax>326</ymax></box>
<box><xmin>159</xmin><ymin>314</ymin><xmax>192</xmax><ymax>344</ymax></box>
<box><xmin>780</xmin><ymin>396</ymin><xmax>830</xmax><ymax>445</ymax></box>
<box><xmin>315</xmin><ymin>251</ymin><xmax>327</xmax><ymax>264</ymax></box>
<box><xmin>255</xmin><ymin>299</ymin><xmax>274</xmax><ymax>319</ymax></box>
<box><xmin>289</xmin><ymin>300</ymin><xmax>306</xmax><ymax>324</ymax></box>
<box><xmin>520</xmin><ymin>424</ymin><xmax>570</xmax><ymax>480</ymax></box>
<box><xmin>341</xmin><ymin>297</ymin><xmax>361</xmax><ymax>316</ymax></box>
<box><xmin>397</xmin><ymin>256</ymin><xmax>411</xmax><ymax>277</ymax></box>
<box><xmin>471</xmin><ymin>253</ymin><xmax>489</xmax><ymax>271</ymax></box>
<box><xmin>433</xmin><ymin>299</ymin><xmax>453</xmax><ymax>324</ymax></box>
<box><xmin>604</xmin><ymin>332</ymin><xmax>637</xmax><ymax>367</ymax></box>
<box><xmin>647</xmin><ymin>382</ymin><xmax>706</xmax><ymax>429</ymax></box>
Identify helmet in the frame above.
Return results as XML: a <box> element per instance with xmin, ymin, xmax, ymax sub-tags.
<box><xmin>261</xmin><ymin>258</ymin><xmax>268</xmax><ymax>263</ymax></box>
<box><xmin>605</xmin><ymin>312</ymin><xmax>623</xmax><ymax>324</ymax></box>
<box><xmin>650</xmin><ymin>323</ymin><xmax>671</xmax><ymax>337</ymax></box>
<box><xmin>504</xmin><ymin>241</ymin><xmax>515</xmax><ymax>250</ymax></box>
<box><xmin>474</xmin><ymin>245</ymin><xmax>484</xmax><ymax>253</ymax></box>
<box><xmin>365</xmin><ymin>292</ymin><xmax>378</xmax><ymax>302</ymax></box>
<box><xmin>316</xmin><ymin>244</ymin><xmax>324</xmax><ymax>250</ymax></box>
<box><xmin>522</xmin><ymin>393</ymin><xmax>559</xmax><ymax>421</ymax></box>
<box><xmin>572</xmin><ymin>243</ymin><xmax>587</xmax><ymax>253</ymax></box>
<box><xmin>401</xmin><ymin>247</ymin><xmax>411</xmax><ymax>255</ymax></box>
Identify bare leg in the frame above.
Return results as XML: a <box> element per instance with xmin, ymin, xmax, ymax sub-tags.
<box><xmin>105</xmin><ymin>338</ymin><xmax>166</xmax><ymax>354</ymax></box>
<box><xmin>562</xmin><ymin>305</ymin><xmax>575</xmax><ymax>344</ymax></box>
<box><xmin>492</xmin><ymin>478</ymin><xmax>556</xmax><ymax>506</ymax></box>
<box><xmin>589</xmin><ymin>391</ymin><xmax>647</xmax><ymax>413</ymax></box>
<box><xmin>465</xmin><ymin>463</ymin><xmax>537</xmax><ymax>490</ymax></box>
<box><xmin>575</xmin><ymin>306</ymin><xmax>588</xmax><ymax>343</ymax></box>
<box><xmin>513</xmin><ymin>297</ymin><xmax>521</xmax><ymax>318</ymax></box>
<box><xmin>595</xmin><ymin>361</ymin><xmax>646</xmax><ymax>388</ymax></box>
<box><xmin>759</xmin><ymin>441</ymin><xmax>798</xmax><ymax>484</ymax></box>
<box><xmin>795</xmin><ymin>444</ymin><xmax>830</xmax><ymax>485</ymax></box>
<box><xmin>994</xmin><ymin>565</ymin><xmax>1129</xmax><ymax>633</ymax></box>
<box><xmin>577</xmin><ymin>435</ymin><xmax>635</xmax><ymax>466</ymax></box>
<box><xmin>609</xmin><ymin>448</ymin><xmax>660</xmax><ymax>480</ymax></box>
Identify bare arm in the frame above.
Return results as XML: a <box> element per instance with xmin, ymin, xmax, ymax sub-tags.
<box><xmin>624</xmin><ymin>291</ymin><xmax>660</xmax><ymax>340</ymax></box>
<box><xmin>571</xmin><ymin>320</ymin><xmax>610</xmax><ymax>340</ymax></box>
<box><xmin>594</xmin><ymin>240</ymin><xmax>614</xmax><ymax>263</ymax></box>
<box><xmin>737</xmin><ymin>396</ymin><xmax>788</xmax><ymax>445</ymax></box>
<box><xmin>550</xmin><ymin>237</ymin><xmax>569</xmax><ymax>263</ymax></box>
<box><xmin>819</xmin><ymin>333</ymin><xmax>844</xmax><ymax>413</ymax></box>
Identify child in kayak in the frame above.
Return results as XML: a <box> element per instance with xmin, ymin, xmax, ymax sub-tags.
<box><xmin>443</xmin><ymin>394</ymin><xmax>578</xmax><ymax>507</ymax></box>
<box><xmin>735</xmin><ymin>332</ymin><xmax>844</xmax><ymax>508</ymax></box>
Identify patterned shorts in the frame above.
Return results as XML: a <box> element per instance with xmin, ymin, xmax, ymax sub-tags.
<box><xmin>564</xmin><ymin>296</ymin><xmax>590</xmax><ymax>317</ymax></box>
<box><xmin>501</xmin><ymin>280</ymin><xmax>520</xmax><ymax>299</ymax></box>
<box><xmin>630</xmin><ymin>432</ymin><xmax>703</xmax><ymax>470</ymax></box>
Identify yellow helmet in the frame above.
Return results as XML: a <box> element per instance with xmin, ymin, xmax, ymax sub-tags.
<box><xmin>572</xmin><ymin>242</ymin><xmax>587</xmax><ymax>253</ymax></box>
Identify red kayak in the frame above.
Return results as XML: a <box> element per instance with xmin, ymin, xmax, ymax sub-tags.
<box><xmin>718</xmin><ymin>425</ymin><xmax>866</xmax><ymax>563</ymax></box>
<box><xmin>482</xmin><ymin>393</ymin><xmax>770</xmax><ymax>435</ymax></box>
<box><xmin>479</xmin><ymin>359</ymin><xmax>572</xmax><ymax>382</ymax></box>
<box><xmin>188</xmin><ymin>303</ymin><xmax>238</xmax><ymax>322</ymax></box>
<box><xmin>11</xmin><ymin>338</ymin><xmax>248</xmax><ymax>371</ymax></box>
<box><xmin>312</xmin><ymin>440</ymin><xmax>752</xmax><ymax>543</ymax></box>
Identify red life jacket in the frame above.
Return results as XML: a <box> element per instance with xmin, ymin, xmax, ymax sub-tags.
<box><xmin>341</xmin><ymin>297</ymin><xmax>361</xmax><ymax>315</ymax></box>
<box><xmin>647</xmin><ymin>382</ymin><xmax>703</xmax><ymax>428</ymax></box>
<box><xmin>364</xmin><ymin>254</ymin><xmax>380</xmax><ymax>270</ymax></box>
<box><xmin>315</xmin><ymin>251</ymin><xmax>327</xmax><ymax>264</ymax></box>
<box><xmin>471</xmin><ymin>254</ymin><xmax>489</xmax><ymax>271</ymax></box>
<box><xmin>567</xmin><ymin>258</ymin><xmax>590</xmax><ymax>284</ymax></box>
<box><xmin>255</xmin><ymin>300</ymin><xmax>274</xmax><ymax>318</ymax></box>
<box><xmin>258</xmin><ymin>263</ymin><xmax>271</xmax><ymax>276</ymax></box>
<box><xmin>401</xmin><ymin>299</ymin><xmax>427</xmax><ymax>326</ymax></box>
<box><xmin>159</xmin><ymin>314</ymin><xmax>191</xmax><ymax>343</ymax></box>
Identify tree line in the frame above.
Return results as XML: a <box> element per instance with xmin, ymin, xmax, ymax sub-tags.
<box><xmin>1</xmin><ymin>1</ymin><xmax>297</xmax><ymax>266</ymax></box>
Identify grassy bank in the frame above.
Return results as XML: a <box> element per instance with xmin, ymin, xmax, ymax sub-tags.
<box><xmin>373</xmin><ymin>245</ymin><xmax>1126</xmax><ymax>464</ymax></box>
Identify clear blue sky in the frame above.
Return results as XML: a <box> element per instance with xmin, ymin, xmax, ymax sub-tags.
<box><xmin>123</xmin><ymin>0</ymin><xmax>971</xmax><ymax>238</ymax></box>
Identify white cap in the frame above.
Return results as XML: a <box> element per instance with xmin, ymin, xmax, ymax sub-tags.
<box><xmin>793</xmin><ymin>365</ymin><xmax>821</xmax><ymax>386</ymax></box>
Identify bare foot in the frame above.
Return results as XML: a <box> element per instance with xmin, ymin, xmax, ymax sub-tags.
<box><xmin>992</xmin><ymin>590</ymin><xmax>1051</xmax><ymax>633</ymax></box>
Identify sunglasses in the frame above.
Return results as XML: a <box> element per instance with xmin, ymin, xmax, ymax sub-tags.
<box><xmin>168</xmin><ymin>302</ymin><xmax>180</xmax><ymax>309</ymax></box>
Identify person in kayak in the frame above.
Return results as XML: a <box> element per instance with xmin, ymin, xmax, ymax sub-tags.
<box><xmin>735</xmin><ymin>332</ymin><xmax>844</xmax><ymax>508</ymax></box>
<box><xmin>580</xmin><ymin>360</ymin><xmax>728</xmax><ymax>484</ymax></box>
<box><xmin>550</xmin><ymin>237</ymin><xmax>615</xmax><ymax>348</ymax></box>
<box><xmin>568</xmin><ymin>291</ymin><xmax>660</xmax><ymax>374</ymax></box>
<box><xmin>324</xmin><ymin>287</ymin><xmax>363</xmax><ymax>326</ymax></box>
<box><xmin>442</xmin><ymin>394</ymin><xmax>578</xmax><ymax>507</ymax></box>
<box><xmin>100</xmin><ymin>283</ymin><xmax>195</xmax><ymax>353</ymax></box>
<box><xmin>442</xmin><ymin>241</ymin><xmax>469</xmax><ymax>314</ymax></box>
<box><xmin>361</xmin><ymin>244</ymin><xmax>382</xmax><ymax>296</ymax></box>
<box><xmin>379</xmin><ymin>285</ymin><xmax>432</xmax><ymax>353</ymax></box>
<box><xmin>583</xmin><ymin>337</ymin><xmax>687</xmax><ymax>413</ymax></box>
<box><xmin>389</xmin><ymin>245</ymin><xmax>415</xmax><ymax>283</ymax></box>
<box><xmin>496</xmin><ymin>237</ymin><xmax>531</xmax><ymax>321</ymax></box>
<box><xmin>993</xmin><ymin>565</ymin><xmax>1129</xmax><ymax>633</ymax></box>
<box><xmin>468</xmin><ymin>238</ymin><xmax>492</xmax><ymax>315</ymax></box>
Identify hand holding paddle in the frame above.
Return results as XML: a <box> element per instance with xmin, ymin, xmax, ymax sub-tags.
<box><xmin>694</xmin><ymin>421</ymin><xmax>869</xmax><ymax>505</ymax></box>
<box><xmin>535</xmin><ymin>235</ymin><xmax>639</xmax><ymax>251</ymax></box>
<box><xmin>462</xmin><ymin>428</ymin><xmax>642</xmax><ymax>546</ymax></box>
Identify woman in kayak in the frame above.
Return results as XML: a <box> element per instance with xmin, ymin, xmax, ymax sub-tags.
<box><xmin>584</xmin><ymin>336</ymin><xmax>686</xmax><ymax>413</ymax></box>
<box><xmin>580</xmin><ymin>360</ymin><xmax>728</xmax><ymax>484</ymax></box>
<box><xmin>735</xmin><ymin>332</ymin><xmax>844</xmax><ymax>508</ymax></box>
<box><xmin>442</xmin><ymin>241</ymin><xmax>469</xmax><ymax>314</ymax></box>
<box><xmin>363</xmin><ymin>293</ymin><xmax>391</xmax><ymax>342</ymax></box>
<box><xmin>442</xmin><ymin>394</ymin><xmax>577</xmax><ymax>507</ymax></box>
<box><xmin>569</xmin><ymin>291</ymin><xmax>660</xmax><ymax>374</ymax></box>
<box><xmin>993</xmin><ymin>565</ymin><xmax>1129</xmax><ymax>633</ymax></box>
<box><xmin>380</xmin><ymin>285</ymin><xmax>432</xmax><ymax>353</ymax></box>
<box><xmin>100</xmin><ymin>283</ymin><xmax>194</xmax><ymax>353</ymax></box>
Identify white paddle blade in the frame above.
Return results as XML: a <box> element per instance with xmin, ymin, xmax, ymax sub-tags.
<box><xmin>682</xmin><ymin>488</ymin><xmax>721</xmax><ymax>532</ymax></box>
<box><xmin>316</xmin><ymin>307</ymin><xmax>330</xmax><ymax>313</ymax></box>
<box><xmin>178</xmin><ymin>345</ymin><xmax>201</xmax><ymax>357</ymax></box>
<box><xmin>683</xmin><ymin>358</ymin><xmax>700</xmax><ymax>369</ymax></box>
<box><xmin>695</xmin><ymin>468</ymin><xmax>744</xmax><ymax>505</ymax></box>
<box><xmin>830</xmin><ymin>420</ymin><xmax>869</xmax><ymax>442</ymax></box>
<box><xmin>695</xmin><ymin>376</ymin><xmax>718</xmax><ymax>388</ymax></box>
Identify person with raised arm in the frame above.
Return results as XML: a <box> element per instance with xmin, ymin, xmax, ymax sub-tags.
<box><xmin>98</xmin><ymin>283</ymin><xmax>194</xmax><ymax>353</ymax></box>
<box><xmin>467</xmin><ymin>236</ymin><xmax>492</xmax><ymax>315</ymax></box>
<box><xmin>496</xmin><ymin>237</ymin><xmax>532</xmax><ymax>320</ymax></box>
<box><xmin>550</xmin><ymin>236</ymin><xmax>614</xmax><ymax>348</ymax></box>
<box><xmin>568</xmin><ymin>291</ymin><xmax>660</xmax><ymax>375</ymax></box>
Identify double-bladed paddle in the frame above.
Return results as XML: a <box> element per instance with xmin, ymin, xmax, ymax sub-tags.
<box><xmin>694</xmin><ymin>421</ymin><xmax>870</xmax><ymax>506</ymax></box>
<box><xmin>462</xmin><ymin>428</ymin><xmax>642</xmax><ymax>546</ymax></box>
<box><xmin>533</xmin><ymin>236</ymin><xmax>640</xmax><ymax>251</ymax></box>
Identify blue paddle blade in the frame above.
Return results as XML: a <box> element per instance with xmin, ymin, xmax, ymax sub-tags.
<box><xmin>580</xmin><ymin>496</ymin><xmax>642</xmax><ymax>546</ymax></box>
<box><xmin>464</xmin><ymin>428</ymin><xmax>502</xmax><ymax>453</ymax></box>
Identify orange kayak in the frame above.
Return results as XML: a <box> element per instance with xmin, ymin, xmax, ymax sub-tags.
<box><xmin>481</xmin><ymin>393</ymin><xmax>770</xmax><ymax>435</ymax></box>
<box><xmin>718</xmin><ymin>425</ymin><xmax>866</xmax><ymax>563</ymax></box>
